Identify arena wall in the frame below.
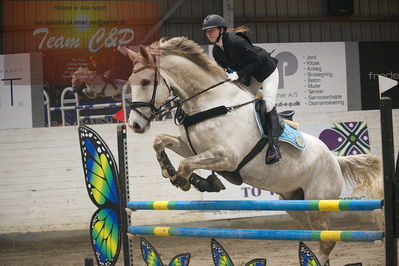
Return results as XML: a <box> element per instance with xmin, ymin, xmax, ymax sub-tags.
<box><xmin>0</xmin><ymin>109</ymin><xmax>398</xmax><ymax>234</ymax></box>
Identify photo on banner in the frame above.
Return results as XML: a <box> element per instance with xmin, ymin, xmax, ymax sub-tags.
<box><xmin>2</xmin><ymin>0</ymin><xmax>160</xmax><ymax>126</ymax></box>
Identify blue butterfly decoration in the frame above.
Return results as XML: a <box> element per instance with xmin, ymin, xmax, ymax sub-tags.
<box><xmin>299</xmin><ymin>242</ymin><xmax>362</xmax><ymax>266</ymax></box>
<box><xmin>79</xmin><ymin>125</ymin><xmax>122</xmax><ymax>266</ymax></box>
<box><xmin>141</xmin><ymin>237</ymin><xmax>190</xmax><ymax>266</ymax></box>
<box><xmin>211</xmin><ymin>238</ymin><xmax>266</xmax><ymax>266</ymax></box>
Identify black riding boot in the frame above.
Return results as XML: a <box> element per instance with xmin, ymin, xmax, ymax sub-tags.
<box><xmin>266</xmin><ymin>107</ymin><xmax>282</xmax><ymax>164</ymax></box>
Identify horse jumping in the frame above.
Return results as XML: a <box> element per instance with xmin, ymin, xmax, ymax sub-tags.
<box><xmin>124</xmin><ymin>37</ymin><xmax>383</xmax><ymax>264</ymax></box>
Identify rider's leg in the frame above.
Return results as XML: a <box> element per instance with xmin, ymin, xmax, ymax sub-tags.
<box><xmin>262</xmin><ymin>68</ymin><xmax>281</xmax><ymax>164</ymax></box>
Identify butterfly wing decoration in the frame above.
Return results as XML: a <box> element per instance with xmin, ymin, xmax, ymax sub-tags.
<box><xmin>299</xmin><ymin>241</ymin><xmax>321</xmax><ymax>266</ymax></box>
<box><xmin>141</xmin><ymin>237</ymin><xmax>191</xmax><ymax>266</ymax></box>
<box><xmin>211</xmin><ymin>239</ymin><xmax>234</xmax><ymax>266</ymax></box>
<box><xmin>298</xmin><ymin>242</ymin><xmax>330</xmax><ymax>266</ymax></box>
<box><xmin>79</xmin><ymin>125</ymin><xmax>122</xmax><ymax>266</ymax></box>
<box><xmin>168</xmin><ymin>253</ymin><xmax>191</xmax><ymax>266</ymax></box>
<box><xmin>211</xmin><ymin>239</ymin><xmax>266</xmax><ymax>266</ymax></box>
<box><xmin>245</xmin><ymin>258</ymin><xmax>267</xmax><ymax>266</ymax></box>
<box><xmin>141</xmin><ymin>237</ymin><xmax>164</xmax><ymax>266</ymax></box>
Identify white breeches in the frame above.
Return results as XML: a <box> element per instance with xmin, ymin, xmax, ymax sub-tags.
<box><xmin>248</xmin><ymin>68</ymin><xmax>279</xmax><ymax>112</ymax></box>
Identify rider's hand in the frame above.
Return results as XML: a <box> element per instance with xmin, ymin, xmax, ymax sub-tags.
<box><xmin>227</xmin><ymin>72</ymin><xmax>239</xmax><ymax>81</ymax></box>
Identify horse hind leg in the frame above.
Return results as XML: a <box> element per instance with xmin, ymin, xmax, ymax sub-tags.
<box><xmin>281</xmin><ymin>189</ymin><xmax>334</xmax><ymax>264</ymax></box>
<box><xmin>303</xmin><ymin>183</ymin><xmax>340</xmax><ymax>264</ymax></box>
<box><xmin>305</xmin><ymin>211</ymin><xmax>335</xmax><ymax>265</ymax></box>
<box><xmin>280</xmin><ymin>189</ymin><xmax>310</xmax><ymax>229</ymax></box>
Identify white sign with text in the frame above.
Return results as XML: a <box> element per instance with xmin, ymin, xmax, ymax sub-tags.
<box><xmin>209</xmin><ymin>42</ymin><xmax>347</xmax><ymax>113</ymax></box>
<box><xmin>0</xmin><ymin>54</ymin><xmax>33</xmax><ymax>129</ymax></box>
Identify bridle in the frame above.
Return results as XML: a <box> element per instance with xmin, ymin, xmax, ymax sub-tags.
<box><xmin>125</xmin><ymin>58</ymin><xmax>177</xmax><ymax>123</ymax></box>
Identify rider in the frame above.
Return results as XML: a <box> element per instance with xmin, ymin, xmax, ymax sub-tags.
<box><xmin>88</xmin><ymin>53</ymin><xmax>119</xmax><ymax>95</ymax></box>
<box><xmin>202</xmin><ymin>14</ymin><xmax>281</xmax><ymax>164</ymax></box>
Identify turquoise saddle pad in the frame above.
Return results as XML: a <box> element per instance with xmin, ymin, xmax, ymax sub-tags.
<box><xmin>254</xmin><ymin>106</ymin><xmax>307</xmax><ymax>151</ymax></box>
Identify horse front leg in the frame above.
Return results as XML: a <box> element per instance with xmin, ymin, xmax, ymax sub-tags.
<box><xmin>176</xmin><ymin>146</ymin><xmax>238</xmax><ymax>192</ymax></box>
<box><xmin>153</xmin><ymin>134</ymin><xmax>194</xmax><ymax>191</ymax></box>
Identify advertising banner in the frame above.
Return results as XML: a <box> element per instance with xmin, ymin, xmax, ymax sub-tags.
<box><xmin>2</xmin><ymin>1</ymin><xmax>160</xmax><ymax>126</ymax></box>
<box><xmin>209</xmin><ymin>42</ymin><xmax>348</xmax><ymax>114</ymax></box>
<box><xmin>359</xmin><ymin>42</ymin><xmax>399</xmax><ymax>110</ymax></box>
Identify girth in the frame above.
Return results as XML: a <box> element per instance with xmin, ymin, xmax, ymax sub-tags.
<box><xmin>218</xmin><ymin>137</ymin><xmax>268</xmax><ymax>185</ymax></box>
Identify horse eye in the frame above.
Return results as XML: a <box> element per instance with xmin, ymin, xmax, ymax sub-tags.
<box><xmin>141</xmin><ymin>79</ymin><xmax>151</xmax><ymax>87</ymax></box>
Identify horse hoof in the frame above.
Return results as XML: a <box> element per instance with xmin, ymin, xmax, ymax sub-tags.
<box><xmin>171</xmin><ymin>175</ymin><xmax>190</xmax><ymax>191</ymax></box>
<box><xmin>179</xmin><ymin>182</ymin><xmax>191</xmax><ymax>191</ymax></box>
<box><xmin>161</xmin><ymin>167</ymin><xmax>176</xmax><ymax>179</ymax></box>
<box><xmin>189</xmin><ymin>173</ymin><xmax>209</xmax><ymax>192</ymax></box>
<box><xmin>207</xmin><ymin>174</ymin><xmax>226</xmax><ymax>191</ymax></box>
<box><xmin>189</xmin><ymin>173</ymin><xmax>225</xmax><ymax>192</ymax></box>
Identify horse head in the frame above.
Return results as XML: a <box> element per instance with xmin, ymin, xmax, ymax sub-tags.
<box><xmin>125</xmin><ymin>44</ymin><xmax>171</xmax><ymax>133</ymax></box>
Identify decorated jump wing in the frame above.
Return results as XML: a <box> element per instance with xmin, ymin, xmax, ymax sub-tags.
<box><xmin>79</xmin><ymin>125</ymin><xmax>122</xmax><ymax>266</ymax></box>
<box><xmin>211</xmin><ymin>239</ymin><xmax>266</xmax><ymax>266</ymax></box>
<box><xmin>299</xmin><ymin>242</ymin><xmax>363</xmax><ymax>266</ymax></box>
<box><xmin>299</xmin><ymin>242</ymin><xmax>329</xmax><ymax>266</ymax></box>
<box><xmin>141</xmin><ymin>237</ymin><xmax>190</xmax><ymax>266</ymax></box>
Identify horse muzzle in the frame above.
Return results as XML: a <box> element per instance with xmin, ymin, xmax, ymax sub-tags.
<box><xmin>127</xmin><ymin>110</ymin><xmax>151</xmax><ymax>133</ymax></box>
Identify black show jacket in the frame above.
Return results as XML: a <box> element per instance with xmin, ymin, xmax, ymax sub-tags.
<box><xmin>212</xmin><ymin>32</ymin><xmax>278</xmax><ymax>82</ymax></box>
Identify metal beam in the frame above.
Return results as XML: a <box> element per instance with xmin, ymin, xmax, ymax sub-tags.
<box><xmin>223</xmin><ymin>0</ymin><xmax>234</xmax><ymax>28</ymax></box>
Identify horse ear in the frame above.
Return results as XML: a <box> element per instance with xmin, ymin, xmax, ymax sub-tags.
<box><xmin>139</xmin><ymin>45</ymin><xmax>151</xmax><ymax>63</ymax></box>
<box><xmin>123</xmin><ymin>46</ymin><xmax>138</xmax><ymax>62</ymax></box>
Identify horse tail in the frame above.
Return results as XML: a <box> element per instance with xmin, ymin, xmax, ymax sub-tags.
<box><xmin>337</xmin><ymin>154</ymin><xmax>384</xmax><ymax>229</ymax></box>
<box><xmin>337</xmin><ymin>154</ymin><xmax>383</xmax><ymax>198</ymax></box>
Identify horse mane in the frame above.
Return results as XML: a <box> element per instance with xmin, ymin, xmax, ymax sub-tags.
<box><xmin>157</xmin><ymin>37</ymin><xmax>226</xmax><ymax>79</ymax></box>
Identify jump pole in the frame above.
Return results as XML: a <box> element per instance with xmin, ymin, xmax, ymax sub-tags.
<box><xmin>128</xmin><ymin>199</ymin><xmax>383</xmax><ymax>211</ymax></box>
<box><xmin>128</xmin><ymin>226</ymin><xmax>383</xmax><ymax>242</ymax></box>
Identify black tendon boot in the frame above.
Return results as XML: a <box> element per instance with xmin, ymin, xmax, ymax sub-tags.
<box><xmin>265</xmin><ymin>107</ymin><xmax>282</xmax><ymax>164</ymax></box>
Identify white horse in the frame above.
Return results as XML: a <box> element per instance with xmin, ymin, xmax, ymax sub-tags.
<box><xmin>124</xmin><ymin>37</ymin><xmax>383</xmax><ymax>264</ymax></box>
<box><xmin>71</xmin><ymin>66</ymin><xmax>126</xmax><ymax>100</ymax></box>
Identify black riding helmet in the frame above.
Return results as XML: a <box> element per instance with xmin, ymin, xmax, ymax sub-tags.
<box><xmin>201</xmin><ymin>14</ymin><xmax>228</xmax><ymax>30</ymax></box>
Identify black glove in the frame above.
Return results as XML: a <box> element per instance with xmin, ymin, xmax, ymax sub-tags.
<box><xmin>238</xmin><ymin>69</ymin><xmax>251</xmax><ymax>86</ymax></box>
